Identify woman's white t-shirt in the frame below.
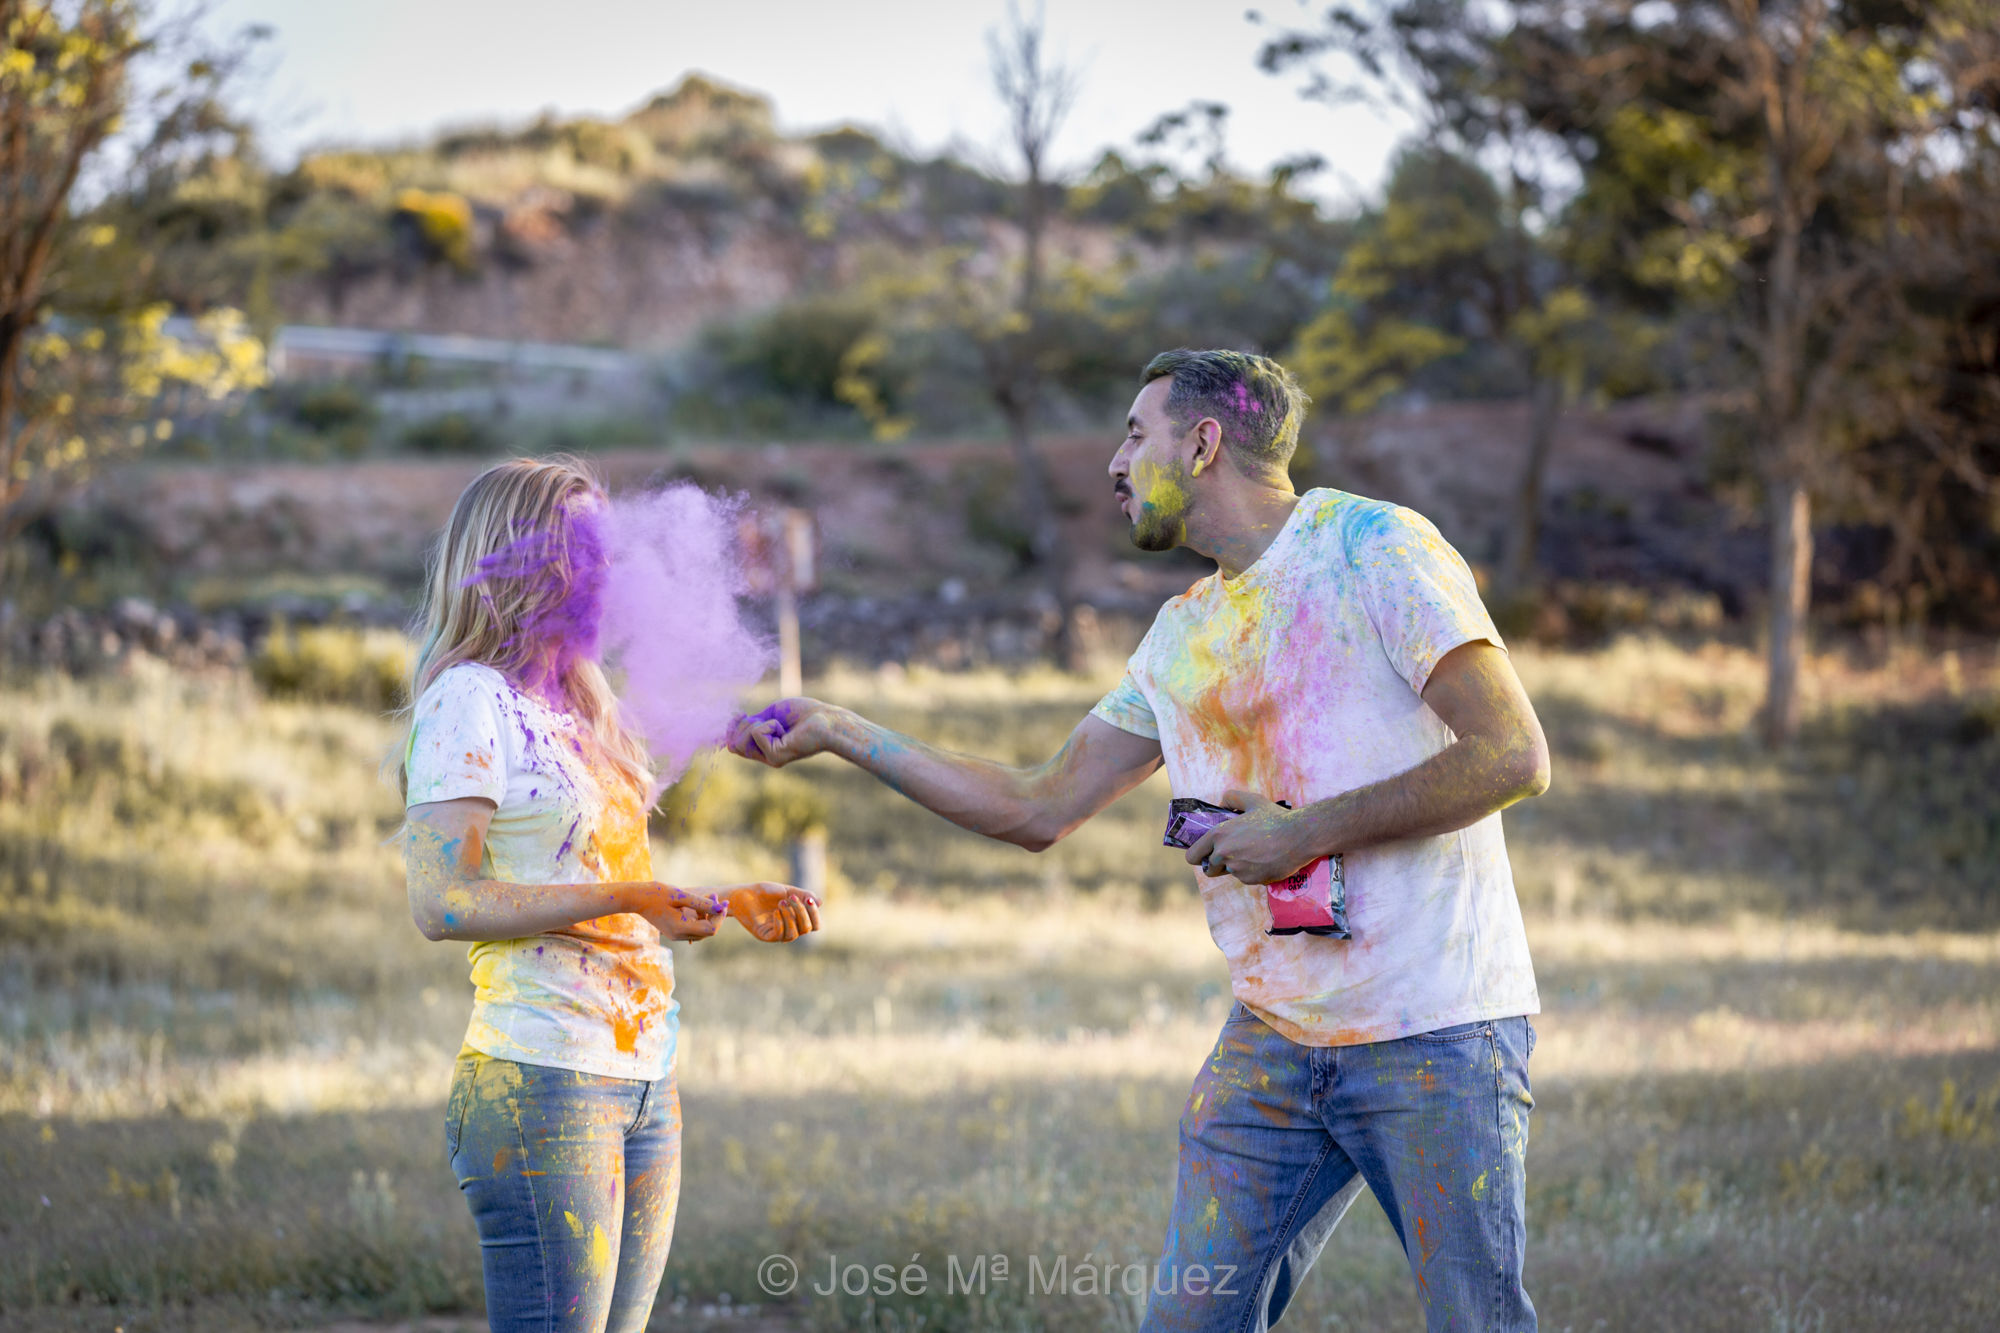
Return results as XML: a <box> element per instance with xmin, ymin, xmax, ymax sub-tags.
<box><xmin>406</xmin><ymin>663</ymin><xmax>678</xmax><ymax>1080</ymax></box>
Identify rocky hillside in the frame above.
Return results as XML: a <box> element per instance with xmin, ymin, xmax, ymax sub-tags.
<box><xmin>265</xmin><ymin>76</ymin><xmax>1075</xmax><ymax>350</ymax></box>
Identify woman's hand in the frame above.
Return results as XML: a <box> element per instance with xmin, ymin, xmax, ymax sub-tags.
<box><xmin>640</xmin><ymin>885</ymin><xmax>726</xmax><ymax>942</ymax></box>
<box><xmin>722</xmin><ymin>882</ymin><xmax>823</xmax><ymax>942</ymax></box>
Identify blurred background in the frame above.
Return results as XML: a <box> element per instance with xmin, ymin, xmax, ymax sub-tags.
<box><xmin>2</xmin><ymin>2</ymin><xmax>1997</xmax><ymax>1330</ymax></box>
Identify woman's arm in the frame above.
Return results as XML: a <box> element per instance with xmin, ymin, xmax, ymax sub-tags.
<box><xmin>404</xmin><ymin>798</ymin><xmax>723</xmax><ymax>943</ymax></box>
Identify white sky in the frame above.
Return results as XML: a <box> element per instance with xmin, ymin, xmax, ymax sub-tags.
<box><xmin>206</xmin><ymin>0</ymin><xmax>1414</xmax><ymax>210</ymax></box>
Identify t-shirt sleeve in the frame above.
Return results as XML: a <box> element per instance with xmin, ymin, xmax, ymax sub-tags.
<box><xmin>405</xmin><ymin>668</ymin><xmax>509</xmax><ymax>807</ymax></box>
<box><xmin>1090</xmin><ymin>667</ymin><xmax>1160</xmax><ymax>740</ymax></box>
<box><xmin>1349</xmin><ymin>505</ymin><xmax>1504</xmax><ymax>695</ymax></box>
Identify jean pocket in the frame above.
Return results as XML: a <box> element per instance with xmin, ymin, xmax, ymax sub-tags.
<box><xmin>443</xmin><ymin>1056</ymin><xmax>476</xmax><ymax>1161</ymax></box>
<box><xmin>1410</xmin><ymin>1019</ymin><xmax>1493</xmax><ymax>1045</ymax></box>
<box><xmin>1222</xmin><ymin>1002</ymin><xmax>1263</xmax><ymax>1025</ymax></box>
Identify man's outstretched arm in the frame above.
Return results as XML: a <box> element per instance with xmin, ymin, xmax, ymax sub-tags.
<box><xmin>730</xmin><ymin>702</ymin><xmax>1163</xmax><ymax>851</ymax></box>
<box><xmin>1183</xmin><ymin>640</ymin><xmax>1551</xmax><ymax>884</ymax></box>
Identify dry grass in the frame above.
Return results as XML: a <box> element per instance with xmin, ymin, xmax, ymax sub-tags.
<box><xmin>0</xmin><ymin>638</ymin><xmax>1996</xmax><ymax>1331</ymax></box>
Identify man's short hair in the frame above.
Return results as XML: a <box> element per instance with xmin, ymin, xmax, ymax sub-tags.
<box><xmin>1142</xmin><ymin>348</ymin><xmax>1311</xmax><ymax>473</ymax></box>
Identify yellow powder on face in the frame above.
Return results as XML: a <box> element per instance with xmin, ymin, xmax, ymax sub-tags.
<box><xmin>1131</xmin><ymin>458</ymin><xmax>1190</xmax><ymax>516</ymax></box>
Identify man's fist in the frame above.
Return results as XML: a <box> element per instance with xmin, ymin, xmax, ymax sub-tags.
<box><xmin>728</xmin><ymin>699</ymin><xmax>840</xmax><ymax>769</ymax></box>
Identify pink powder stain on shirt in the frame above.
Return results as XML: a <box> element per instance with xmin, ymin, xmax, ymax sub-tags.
<box><xmin>597</xmin><ymin>483</ymin><xmax>775</xmax><ymax>793</ymax></box>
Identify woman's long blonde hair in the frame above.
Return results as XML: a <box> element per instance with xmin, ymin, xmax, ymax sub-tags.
<box><xmin>394</xmin><ymin>455</ymin><xmax>652</xmax><ymax>797</ymax></box>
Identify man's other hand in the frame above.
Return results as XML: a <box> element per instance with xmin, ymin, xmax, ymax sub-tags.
<box><xmin>1183</xmin><ymin>789</ymin><xmax>1315</xmax><ymax>886</ymax></box>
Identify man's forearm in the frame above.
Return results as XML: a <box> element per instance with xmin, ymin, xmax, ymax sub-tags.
<box><xmin>822</xmin><ymin>708</ymin><xmax>1049</xmax><ymax>846</ymax></box>
<box><xmin>1296</xmin><ymin>733</ymin><xmax>1548</xmax><ymax>857</ymax></box>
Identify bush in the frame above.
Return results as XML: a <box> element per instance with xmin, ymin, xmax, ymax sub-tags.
<box><xmin>288</xmin><ymin>383</ymin><xmax>377</xmax><ymax>433</ymax></box>
<box><xmin>267</xmin><ymin>382</ymin><xmax>378</xmax><ymax>458</ymax></box>
<box><xmin>400</xmin><ymin>413</ymin><xmax>497</xmax><ymax>456</ymax></box>
<box><xmin>251</xmin><ymin>623</ymin><xmax>410</xmax><ymax>711</ymax></box>
<box><xmin>651</xmin><ymin>754</ymin><xmax>828</xmax><ymax>843</ymax></box>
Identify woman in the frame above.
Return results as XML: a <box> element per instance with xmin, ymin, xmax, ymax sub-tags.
<box><xmin>398</xmin><ymin>455</ymin><xmax>819</xmax><ymax>1333</ymax></box>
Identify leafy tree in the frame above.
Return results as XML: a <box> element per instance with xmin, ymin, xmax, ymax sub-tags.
<box><xmin>1260</xmin><ymin>0</ymin><xmax>1607</xmax><ymax>597</ymax></box>
<box><xmin>1</xmin><ymin>0</ymin><xmax>267</xmax><ymax>546</ymax></box>
<box><xmin>1506</xmin><ymin>0</ymin><xmax>1999</xmax><ymax>741</ymax></box>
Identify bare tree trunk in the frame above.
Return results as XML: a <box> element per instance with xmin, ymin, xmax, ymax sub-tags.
<box><xmin>1763</xmin><ymin>473</ymin><xmax>1813</xmax><ymax>746</ymax></box>
<box><xmin>1499</xmin><ymin>373</ymin><xmax>1561</xmax><ymax>598</ymax></box>
<box><xmin>1003</xmin><ymin>397</ymin><xmax>1081</xmax><ymax>669</ymax></box>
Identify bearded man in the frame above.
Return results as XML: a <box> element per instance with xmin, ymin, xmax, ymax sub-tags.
<box><xmin>734</xmin><ymin>348</ymin><xmax>1548</xmax><ymax>1333</ymax></box>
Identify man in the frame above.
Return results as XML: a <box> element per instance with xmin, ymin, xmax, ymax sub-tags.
<box><xmin>732</xmin><ymin>348</ymin><xmax>1548</xmax><ymax>1332</ymax></box>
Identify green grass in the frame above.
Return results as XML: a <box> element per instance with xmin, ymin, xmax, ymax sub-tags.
<box><xmin>0</xmin><ymin>639</ymin><xmax>1996</xmax><ymax>1330</ymax></box>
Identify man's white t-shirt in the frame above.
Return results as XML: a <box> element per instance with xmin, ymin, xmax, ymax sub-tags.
<box><xmin>1091</xmin><ymin>487</ymin><xmax>1540</xmax><ymax>1046</ymax></box>
<box><xmin>406</xmin><ymin>662</ymin><xmax>679</xmax><ymax>1080</ymax></box>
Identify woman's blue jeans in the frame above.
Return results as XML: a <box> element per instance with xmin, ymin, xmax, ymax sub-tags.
<box><xmin>446</xmin><ymin>1051</ymin><xmax>682</xmax><ymax>1333</ymax></box>
<box><xmin>1142</xmin><ymin>1006</ymin><xmax>1537</xmax><ymax>1333</ymax></box>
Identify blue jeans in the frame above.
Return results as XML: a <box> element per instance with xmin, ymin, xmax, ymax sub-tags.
<box><xmin>1142</xmin><ymin>1007</ymin><xmax>1536</xmax><ymax>1333</ymax></box>
<box><xmin>446</xmin><ymin>1051</ymin><xmax>682</xmax><ymax>1333</ymax></box>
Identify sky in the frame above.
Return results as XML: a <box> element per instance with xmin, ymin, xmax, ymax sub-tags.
<box><xmin>204</xmin><ymin>0</ymin><xmax>1416</xmax><ymax>210</ymax></box>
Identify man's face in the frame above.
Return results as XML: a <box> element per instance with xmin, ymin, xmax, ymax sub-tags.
<box><xmin>1110</xmin><ymin>378</ymin><xmax>1197</xmax><ymax>553</ymax></box>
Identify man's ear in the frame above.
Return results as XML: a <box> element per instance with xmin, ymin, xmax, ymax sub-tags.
<box><xmin>1188</xmin><ymin>418</ymin><xmax>1223</xmax><ymax>477</ymax></box>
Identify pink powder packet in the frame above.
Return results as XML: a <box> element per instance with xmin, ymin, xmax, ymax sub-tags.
<box><xmin>1162</xmin><ymin>797</ymin><xmax>1352</xmax><ymax>940</ymax></box>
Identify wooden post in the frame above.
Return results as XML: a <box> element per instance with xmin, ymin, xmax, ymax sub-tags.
<box><xmin>775</xmin><ymin>507</ymin><xmax>814</xmax><ymax>698</ymax></box>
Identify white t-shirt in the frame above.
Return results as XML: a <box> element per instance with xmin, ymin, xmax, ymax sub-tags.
<box><xmin>1091</xmin><ymin>488</ymin><xmax>1539</xmax><ymax>1046</ymax></box>
<box><xmin>405</xmin><ymin>662</ymin><xmax>678</xmax><ymax>1080</ymax></box>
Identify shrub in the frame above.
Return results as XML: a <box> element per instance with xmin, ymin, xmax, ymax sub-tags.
<box><xmin>400</xmin><ymin>413</ymin><xmax>497</xmax><ymax>456</ymax></box>
<box><xmin>392</xmin><ymin>187</ymin><xmax>476</xmax><ymax>270</ymax></box>
<box><xmin>251</xmin><ymin>623</ymin><xmax>410</xmax><ymax>711</ymax></box>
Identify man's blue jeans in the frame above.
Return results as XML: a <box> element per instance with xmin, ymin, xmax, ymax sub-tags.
<box><xmin>1142</xmin><ymin>1006</ymin><xmax>1536</xmax><ymax>1333</ymax></box>
<box><xmin>446</xmin><ymin>1051</ymin><xmax>682</xmax><ymax>1333</ymax></box>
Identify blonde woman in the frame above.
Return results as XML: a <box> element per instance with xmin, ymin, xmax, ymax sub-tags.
<box><xmin>398</xmin><ymin>456</ymin><xmax>819</xmax><ymax>1333</ymax></box>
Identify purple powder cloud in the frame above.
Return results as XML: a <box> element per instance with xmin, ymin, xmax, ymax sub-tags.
<box><xmin>598</xmin><ymin>483</ymin><xmax>776</xmax><ymax>793</ymax></box>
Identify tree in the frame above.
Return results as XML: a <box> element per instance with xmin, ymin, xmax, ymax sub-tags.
<box><xmin>1259</xmin><ymin>0</ymin><xmax>1600</xmax><ymax>599</ymax></box>
<box><xmin>1</xmin><ymin>0</ymin><xmax>267</xmax><ymax>547</ymax></box>
<box><xmin>1506</xmin><ymin>0</ymin><xmax>1992</xmax><ymax>741</ymax></box>
<box><xmin>985</xmin><ymin>1</ymin><xmax>1086</xmax><ymax>668</ymax></box>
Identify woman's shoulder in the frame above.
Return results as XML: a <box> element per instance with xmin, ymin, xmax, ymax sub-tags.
<box><xmin>416</xmin><ymin>661</ymin><xmax>512</xmax><ymax>715</ymax></box>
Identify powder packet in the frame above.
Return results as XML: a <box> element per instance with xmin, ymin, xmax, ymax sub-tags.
<box><xmin>1162</xmin><ymin>797</ymin><xmax>1352</xmax><ymax>940</ymax></box>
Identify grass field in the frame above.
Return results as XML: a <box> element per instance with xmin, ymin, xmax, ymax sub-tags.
<box><xmin>1</xmin><ymin>637</ymin><xmax>1997</xmax><ymax>1331</ymax></box>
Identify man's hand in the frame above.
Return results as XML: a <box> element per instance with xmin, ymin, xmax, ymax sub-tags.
<box><xmin>641</xmin><ymin>884</ymin><xmax>725</xmax><ymax>942</ymax></box>
<box><xmin>729</xmin><ymin>699</ymin><xmax>843</xmax><ymax>769</ymax></box>
<box><xmin>724</xmin><ymin>883</ymin><xmax>824</xmax><ymax>942</ymax></box>
<box><xmin>1183</xmin><ymin>790</ymin><xmax>1318</xmax><ymax>886</ymax></box>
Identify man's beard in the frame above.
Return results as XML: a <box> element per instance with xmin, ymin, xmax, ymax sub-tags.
<box><xmin>1128</xmin><ymin>493</ymin><xmax>1188</xmax><ymax>552</ymax></box>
